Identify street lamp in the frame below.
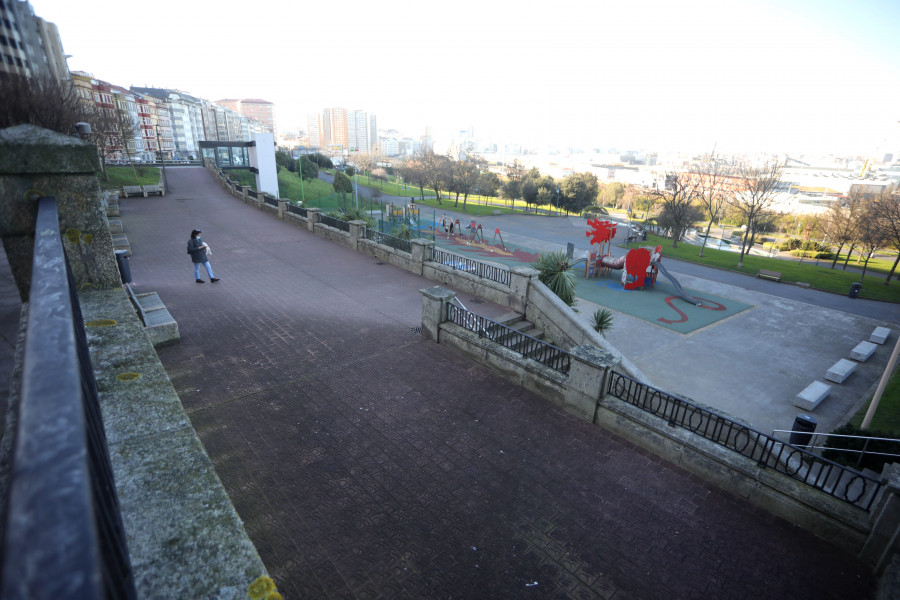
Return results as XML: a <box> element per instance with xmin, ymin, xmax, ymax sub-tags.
<box><xmin>156</xmin><ymin>129</ymin><xmax>169</xmax><ymax>192</ymax></box>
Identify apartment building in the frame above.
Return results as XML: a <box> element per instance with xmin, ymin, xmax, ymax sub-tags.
<box><xmin>0</xmin><ymin>0</ymin><xmax>68</xmax><ymax>79</ymax></box>
<box><xmin>217</xmin><ymin>98</ymin><xmax>276</xmax><ymax>136</ymax></box>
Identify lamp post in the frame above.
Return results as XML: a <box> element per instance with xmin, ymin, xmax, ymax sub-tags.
<box><xmin>156</xmin><ymin>129</ymin><xmax>169</xmax><ymax>192</ymax></box>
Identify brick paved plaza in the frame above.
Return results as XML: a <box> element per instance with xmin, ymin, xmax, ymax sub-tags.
<box><xmin>121</xmin><ymin>168</ymin><xmax>876</xmax><ymax>599</ymax></box>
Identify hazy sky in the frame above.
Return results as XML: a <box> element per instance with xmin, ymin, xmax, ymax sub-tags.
<box><xmin>29</xmin><ymin>0</ymin><xmax>900</xmax><ymax>155</ymax></box>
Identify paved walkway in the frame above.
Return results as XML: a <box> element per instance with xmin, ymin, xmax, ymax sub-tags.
<box><xmin>111</xmin><ymin>167</ymin><xmax>878</xmax><ymax>598</ymax></box>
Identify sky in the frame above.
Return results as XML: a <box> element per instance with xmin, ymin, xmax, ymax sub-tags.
<box><xmin>28</xmin><ymin>0</ymin><xmax>900</xmax><ymax>156</ymax></box>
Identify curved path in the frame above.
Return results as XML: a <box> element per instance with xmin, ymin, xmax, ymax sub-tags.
<box><xmin>110</xmin><ymin>167</ymin><xmax>875</xmax><ymax>599</ymax></box>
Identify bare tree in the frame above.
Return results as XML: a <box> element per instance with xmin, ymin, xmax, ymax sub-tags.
<box><xmin>399</xmin><ymin>156</ymin><xmax>428</xmax><ymax>200</ymax></box>
<box><xmin>691</xmin><ymin>154</ymin><xmax>733</xmax><ymax>257</ymax></box>
<box><xmin>649</xmin><ymin>172</ymin><xmax>698</xmax><ymax>247</ymax></box>
<box><xmin>873</xmin><ymin>190</ymin><xmax>900</xmax><ymax>284</ymax></box>
<box><xmin>855</xmin><ymin>197</ymin><xmax>889</xmax><ymax>282</ymax></box>
<box><xmin>730</xmin><ymin>160</ymin><xmax>784</xmax><ymax>267</ymax></box>
<box><xmin>822</xmin><ymin>194</ymin><xmax>862</xmax><ymax>269</ymax></box>
<box><xmin>421</xmin><ymin>150</ymin><xmax>451</xmax><ymax>203</ymax></box>
<box><xmin>0</xmin><ymin>73</ymin><xmax>85</xmax><ymax>134</ymax></box>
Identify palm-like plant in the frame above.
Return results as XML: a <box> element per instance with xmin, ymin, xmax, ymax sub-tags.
<box><xmin>532</xmin><ymin>251</ymin><xmax>576</xmax><ymax>307</ymax></box>
<box><xmin>591</xmin><ymin>308</ymin><xmax>614</xmax><ymax>337</ymax></box>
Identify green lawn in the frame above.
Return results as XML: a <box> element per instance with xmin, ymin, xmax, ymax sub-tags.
<box><xmin>850</xmin><ymin>368</ymin><xmax>900</xmax><ymax>434</ymax></box>
<box><xmin>628</xmin><ymin>233</ymin><xmax>900</xmax><ymax>302</ymax></box>
<box><xmin>98</xmin><ymin>166</ymin><xmax>161</xmax><ymax>190</ymax></box>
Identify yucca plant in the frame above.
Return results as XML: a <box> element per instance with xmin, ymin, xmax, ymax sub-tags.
<box><xmin>591</xmin><ymin>308</ymin><xmax>614</xmax><ymax>337</ymax></box>
<box><xmin>532</xmin><ymin>251</ymin><xmax>576</xmax><ymax>307</ymax></box>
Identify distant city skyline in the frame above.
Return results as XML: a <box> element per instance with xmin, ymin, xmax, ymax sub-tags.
<box><xmin>28</xmin><ymin>0</ymin><xmax>900</xmax><ymax>157</ymax></box>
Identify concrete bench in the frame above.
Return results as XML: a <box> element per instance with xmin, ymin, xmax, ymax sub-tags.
<box><xmin>492</xmin><ymin>210</ymin><xmax>502</xmax><ymax>215</ymax></box>
<box><xmin>111</xmin><ymin>233</ymin><xmax>131</xmax><ymax>256</ymax></box>
<box><xmin>122</xmin><ymin>185</ymin><xmax>146</xmax><ymax>198</ymax></box>
<box><xmin>825</xmin><ymin>358</ymin><xmax>857</xmax><ymax>384</ymax></box>
<box><xmin>871</xmin><ymin>327</ymin><xmax>891</xmax><ymax>345</ymax></box>
<box><xmin>143</xmin><ymin>184</ymin><xmax>165</xmax><ymax>197</ymax></box>
<box><xmin>757</xmin><ymin>269</ymin><xmax>782</xmax><ymax>282</ymax></box>
<box><xmin>793</xmin><ymin>380</ymin><xmax>831</xmax><ymax>411</ymax></box>
<box><xmin>108</xmin><ymin>217</ymin><xmax>123</xmax><ymax>234</ymax></box>
<box><xmin>850</xmin><ymin>341</ymin><xmax>878</xmax><ymax>362</ymax></box>
<box><xmin>126</xmin><ymin>287</ymin><xmax>180</xmax><ymax>347</ymax></box>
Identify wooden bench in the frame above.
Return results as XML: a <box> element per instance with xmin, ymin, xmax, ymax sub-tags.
<box><xmin>757</xmin><ymin>269</ymin><xmax>782</xmax><ymax>282</ymax></box>
<box><xmin>122</xmin><ymin>185</ymin><xmax>145</xmax><ymax>198</ymax></box>
<box><xmin>142</xmin><ymin>184</ymin><xmax>165</xmax><ymax>197</ymax></box>
<box><xmin>793</xmin><ymin>380</ymin><xmax>831</xmax><ymax>410</ymax></box>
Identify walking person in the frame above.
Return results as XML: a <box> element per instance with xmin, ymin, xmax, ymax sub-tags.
<box><xmin>187</xmin><ymin>229</ymin><xmax>219</xmax><ymax>283</ymax></box>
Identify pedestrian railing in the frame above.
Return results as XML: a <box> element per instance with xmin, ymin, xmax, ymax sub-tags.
<box><xmin>447</xmin><ymin>304</ymin><xmax>570</xmax><ymax>374</ymax></box>
<box><xmin>1</xmin><ymin>197</ymin><xmax>137</xmax><ymax>598</ymax></box>
<box><xmin>431</xmin><ymin>247</ymin><xmax>511</xmax><ymax>286</ymax></box>
<box><xmin>318</xmin><ymin>214</ymin><xmax>350</xmax><ymax>232</ymax></box>
<box><xmin>263</xmin><ymin>195</ymin><xmax>278</xmax><ymax>207</ymax></box>
<box><xmin>247</xmin><ymin>189</ymin><xmax>258</xmax><ymax>199</ymax></box>
<box><xmin>286</xmin><ymin>203</ymin><xmax>307</xmax><ymax>218</ymax></box>
<box><xmin>606</xmin><ymin>371</ymin><xmax>883</xmax><ymax>511</ymax></box>
<box><xmin>365</xmin><ymin>228</ymin><xmax>412</xmax><ymax>254</ymax></box>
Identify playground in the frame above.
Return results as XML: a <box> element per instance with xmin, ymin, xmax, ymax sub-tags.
<box><xmin>424</xmin><ymin>214</ymin><xmax>753</xmax><ymax>334</ymax></box>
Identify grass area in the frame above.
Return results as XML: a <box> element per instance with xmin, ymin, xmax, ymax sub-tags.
<box><xmin>628</xmin><ymin>233</ymin><xmax>900</xmax><ymax>302</ymax></box>
<box><xmin>849</xmin><ymin>368</ymin><xmax>900</xmax><ymax>434</ymax></box>
<box><xmin>98</xmin><ymin>166</ymin><xmax>160</xmax><ymax>190</ymax></box>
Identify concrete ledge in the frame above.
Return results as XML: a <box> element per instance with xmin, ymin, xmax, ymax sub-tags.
<box><xmin>108</xmin><ymin>217</ymin><xmax>123</xmax><ymax>234</ymax></box>
<box><xmin>794</xmin><ymin>380</ymin><xmax>831</xmax><ymax>410</ymax></box>
<box><xmin>871</xmin><ymin>327</ymin><xmax>891</xmax><ymax>345</ymax></box>
<box><xmin>826</xmin><ymin>358</ymin><xmax>857</xmax><ymax>383</ymax></box>
<box><xmin>79</xmin><ymin>288</ymin><xmax>267</xmax><ymax>597</ymax></box>
<box><xmin>851</xmin><ymin>341</ymin><xmax>878</xmax><ymax>362</ymax></box>
<box><xmin>111</xmin><ymin>232</ymin><xmax>131</xmax><ymax>257</ymax></box>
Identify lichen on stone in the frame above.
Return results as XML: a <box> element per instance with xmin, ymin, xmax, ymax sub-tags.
<box><xmin>85</xmin><ymin>318</ymin><xmax>117</xmax><ymax>327</ymax></box>
<box><xmin>116</xmin><ymin>372</ymin><xmax>141</xmax><ymax>381</ymax></box>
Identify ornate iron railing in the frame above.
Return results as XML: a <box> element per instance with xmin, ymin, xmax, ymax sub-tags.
<box><xmin>263</xmin><ymin>195</ymin><xmax>278</xmax><ymax>207</ymax></box>
<box><xmin>365</xmin><ymin>228</ymin><xmax>412</xmax><ymax>253</ymax></box>
<box><xmin>431</xmin><ymin>247</ymin><xmax>511</xmax><ymax>286</ymax></box>
<box><xmin>447</xmin><ymin>304</ymin><xmax>570</xmax><ymax>374</ymax></box>
<box><xmin>319</xmin><ymin>214</ymin><xmax>350</xmax><ymax>232</ymax></box>
<box><xmin>606</xmin><ymin>371</ymin><xmax>883</xmax><ymax>511</ymax></box>
<box><xmin>1</xmin><ymin>197</ymin><xmax>137</xmax><ymax>599</ymax></box>
<box><xmin>286</xmin><ymin>203</ymin><xmax>307</xmax><ymax>218</ymax></box>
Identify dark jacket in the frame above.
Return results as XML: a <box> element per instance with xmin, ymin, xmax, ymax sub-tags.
<box><xmin>187</xmin><ymin>237</ymin><xmax>208</xmax><ymax>264</ymax></box>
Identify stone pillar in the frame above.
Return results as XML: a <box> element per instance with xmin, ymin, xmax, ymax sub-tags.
<box><xmin>564</xmin><ymin>345</ymin><xmax>621</xmax><ymax>422</ymax></box>
<box><xmin>0</xmin><ymin>124</ymin><xmax>119</xmax><ymax>300</ymax></box>
<box><xmin>306</xmin><ymin>208</ymin><xmax>321</xmax><ymax>232</ymax></box>
<box><xmin>277</xmin><ymin>199</ymin><xmax>288</xmax><ymax>220</ymax></box>
<box><xmin>420</xmin><ymin>286</ymin><xmax>456</xmax><ymax>342</ymax></box>
<box><xmin>242</xmin><ymin>186</ymin><xmax>249</xmax><ymax>203</ymax></box>
<box><xmin>411</xmin><ymin>239</ymin><xmax>434</xmax><ymax>276</ymax></box>
<box><xmin>861</xmin><ymin>464</ymin><xmax>900</xmax><ymax>572</ymax></box>
<box><xmin>348</xmin><ymin>220</ymin><xmax>366</xmax><ymax>248</ymax></box>
<box><xmin>510</xmin><ymin>266</ymin><xmax>538</xmax><ymax>314</ymax></box>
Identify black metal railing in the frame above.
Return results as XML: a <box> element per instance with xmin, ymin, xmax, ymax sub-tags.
<box><xmin>247</xmin><ymin>189</ymin><xmax>258</xmax><ymax>199</ymax></box>
<box><xmin>319</xmin><ymin>214</ymin><xmax>350</xmax><ymax>232</ymax></box>
<box><xmin>263</xmin><ymin>195</ymin><xmax>278</xmax><ymax>207</ymax></box>
<box><xmin>431</xmin><ymin>247</ymin><xmax>511</xmax><ymax>286</ymax></box>
<box><xmin>365</xmin><ymin>228</ymin><xmax>412</xmax><ymax>253</ymax></box>
<box><xmin>447</xmin><ymin>304</ymin><xmax>570</xmax><ymax>374</ymax></box>
<box><xmin>1</xmin><ymin>197</ymin><xmax>136</xmax><ymax>599</ymax></box>
<box><xmin>286</xmin><ymin>203</ymin><xmax>307</xmax><ymax>218</ymax></box>
<box><xmin>606</xmin><ymin>371</ymin><xmax>883</xmax><ymax>511</ymax></box>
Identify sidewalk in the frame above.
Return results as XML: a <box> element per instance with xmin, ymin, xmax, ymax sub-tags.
<box><xmin>115</xmin><ymin>167</ymin><xmax>875</xmax><ymax>598</ymax></box>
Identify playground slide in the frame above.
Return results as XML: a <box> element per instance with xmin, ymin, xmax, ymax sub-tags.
<box><xmin>651</xmin><ymin>261</ymin><xmax>702</xmax><ymax>306</ymax></box>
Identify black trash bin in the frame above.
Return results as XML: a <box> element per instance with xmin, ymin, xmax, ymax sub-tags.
<box><xmin>641</xmin><ymin>231</ymin><xmax>647</xmax><ymax>241</ymax></box>
<box><xmin>789</xmin><ymin>414</ymin><xmax>817</xmax><ymax>447</ymax></box>
<box><xmin>114</xmin><ymin>250</ymin><xmax>132</xmax><ymax>284</ymax></box>
<box><xmin>849</xmin><ymin>282</ymin><xmax>862</xmax><ymax>298</ymax></box>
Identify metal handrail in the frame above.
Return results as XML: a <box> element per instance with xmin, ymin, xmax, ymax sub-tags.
<box><xmin>2</xmin><ymin>197</ymin><xmax>136</xmax><ymax>598</ymax></box>
<box><xmin>607</xmin><ymin>371</ymin><xmax>882</xmax><ymax>511</ymax></box>
<box><xmin>286</xmin><ymin>204</ymin><xmax>307</xmax><ymax>218</ymax></box>
<box><xmin>431</xmin><ymin>247</ymin><xmax>511</xmax><ymax>286</ymax></box>
<box><xmin>365</xmin><ymin>228</ymin><xmax>412</xmax><ymax>254</ymax></box>
<box><xmin>772</xmin><ymin>430</ymin><xmax>900</xmax><ymax>467</ymax></box>
<box><xmin>319</xmin><ymin>214</ymin><xmax>350</xmax><ymax>232</ymax></box>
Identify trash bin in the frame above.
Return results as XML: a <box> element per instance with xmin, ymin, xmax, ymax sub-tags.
<box><xmin>788</xmin><ymin>414</ymin><xmax>817</xmax><ymax>447</ymax></box>
<box><xmin>114</xmin><ymin>250</ymin><xmax>132</xmax><ymax>284</ymax></box>
<box><xmin>641</xmin><ymin>231</ymin><xmax>647</xmax><ymax>241</ymax></box>
<box><xmin>849</xmin><ymin>282</ymin><xmax>862</xmax><ymax>298</ymax></box>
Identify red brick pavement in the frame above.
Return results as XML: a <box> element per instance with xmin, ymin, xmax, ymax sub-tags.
<box><xmin>120</xmin><ymin>167</ymin><xmax>875</xmax><ymax>599</ymax></box>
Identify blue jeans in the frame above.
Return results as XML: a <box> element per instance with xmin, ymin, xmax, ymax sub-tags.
<box><xmin>194</xmin><ymin>261</ymin><xmax>215</xmax><ymax>279</ymax></box>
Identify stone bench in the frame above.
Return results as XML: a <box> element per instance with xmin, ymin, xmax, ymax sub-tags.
<box><xmin>871</xmin><ymin>327</ymin><xmax>891</xmax><ymax>345</ymax></box>
<box><xmin>122</xmin><ymin>185</ymin><xmax>145</xmax><ymax>198</ymax></box>
<box><xmin>108</xmin><ymin>217</ymin><xmax>123</xmax><ymax>234</ymax></box>
<box><xmin>111</xmin><ymin>232</ymin><xmax>131</xmax><ymax>256</ymax></box>
<box><xmin>757</xmin><ymin>269</ymin><xmax>782</xmax><ymax>282</ymax></box>
<box><xmin>143</xmin><ymin>184</ymin><xmax>165</xmax><ymax>196</ymax></box>
<box><xmin>850</xmin><ymin>341</ymin><xmax>877</xmax><ymax>362</ymax></box>
<box><xmin>793</xmin><ymin>380</ymin><xmax>831</xmax><ymax>411</ymax></box>
<box><xmin>492</xmin><ymin>210</ymin><xmax>502</xmax><ymax>215</ymax></box>
<box><xmin>126</xmin><ymin>286</ymin><xmax>180</xmax><ymax>347</ymax></box>
<box><xmin>825</xmin><ymin>358</ymin><xmax>857</xmax><ymax>384</ymax></box>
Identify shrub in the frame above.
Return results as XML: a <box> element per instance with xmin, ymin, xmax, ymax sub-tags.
<box><xmin>532</xmin><ymin>251</ymin><xmax>576</xmax><ymax>307</ymax></box>
<box><xmin>780</xmin><ymin>238</ymin><xmax>802</xmax><ymax>251</ymax></box>
<box><xmin>822</xmin><ymin>423</ymin><xmax>900</xmax><ymax>472</ymax></box>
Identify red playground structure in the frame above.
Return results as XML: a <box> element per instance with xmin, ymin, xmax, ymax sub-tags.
<box><xmin>584</xmin><ymin>218</ymin><xmax>662</xmax><ymax>290</ymax></box>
